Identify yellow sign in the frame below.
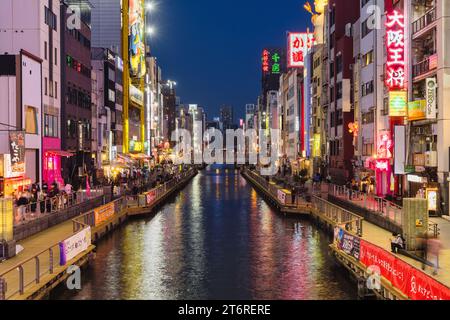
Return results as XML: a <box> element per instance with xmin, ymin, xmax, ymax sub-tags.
<box><xmin>94</xmin><ymin>202</ymin><xmax>115</xmax><ymax>226</ymax></box>
<box><xmin>312</xmin><ymin>133</ymin><xmax>321</xmax><ymax>157</ymax></box>
<box><xmin>0</xmin><ymin>199</ymin><xmax>14</xmax><ymax>242</ymax></box>
<box><xmin>389</xmin><ymin>91</ymin><xmax>408</xmax><ymax>117</ymax></box>
<box><xmin>416</xmin><ymin>219</ymin><xmax>424</xmax><ymax>227</ymax></box>
<box><xmin>408</xmin><ymin>100</ymin><xmax>426</xmax><ymax>121</ymax></box>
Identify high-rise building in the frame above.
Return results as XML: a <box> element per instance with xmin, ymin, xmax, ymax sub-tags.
<box><xmin>325</xmin><ymin>0</ymin><xmax>360</xmax><ymax>185</ymax></box>
<box><xmin>220</xmin><ymin>106</ymin><xmax>234</xmax><ymax>131</ymax></box>
<box><xmin>60</xmin><ymin>1</ymin><xmax>94</xmax><ymax>188</ymax></box>
<box><xmin>0</xmin><ymin>0</ymin><xmax>63</xmax><ymax>188</ymax></box>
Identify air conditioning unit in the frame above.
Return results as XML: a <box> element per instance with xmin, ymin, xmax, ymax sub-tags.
<box><xmin>425</xmin><ymin>151</ymin><xmax>437</xmax><ymax>167</ymax></box>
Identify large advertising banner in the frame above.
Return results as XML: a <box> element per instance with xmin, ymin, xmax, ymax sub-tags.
<box><xmin>129</xmin><ymin>0</ymin><xmax>146</xmax><ymax>78</ymax></box>
<box><xmin>335</xmin><ymin>228</ymin><xmax>360</xmax><ymax>260</ymax></box>
<box><xmin>146</xmin><ymin>190</ymin><xmax>157</xmax><ymax>205</ymax></box>
<box><xmin>59</xmin><ymin>227</ymin><xmax>91</xmax><ymax>266</ymax></box>
<box><xmin>94</xmin><ymin>202</ymin><xmax>115</xmax><ymax>226</ymax></box>
<box><xmin>8</xmin><ymin>131</ymin><xmax>26</xmax><ymax>175</ymax></box>
<box><xmin>359</xmin><ymin>240</ymin><xmax>450</xmax><ymax>300</ymax></box>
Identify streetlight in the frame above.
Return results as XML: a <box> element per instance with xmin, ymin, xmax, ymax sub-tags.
<box><xmin>146</xmin><ymin>2</ymin><xmax>155</xmax><ymax>12</ymax></box>
<box><xmin>147</xmin><ymin>26</ymin><xmax>155</xmax><ymax>36</ymax></box>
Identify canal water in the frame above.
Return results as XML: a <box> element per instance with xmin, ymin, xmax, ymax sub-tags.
<box><xmin>52</xmin><ymin>166</ymin><xmax>356</xmax><ymax>300</ymax></box>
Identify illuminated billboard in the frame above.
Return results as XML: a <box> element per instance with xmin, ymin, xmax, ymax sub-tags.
<box><xmin>129</xmin><ymin>0</ymin><xmax>146</xmax><ymax>78</ymax></box>
<box><xmin>287</xmin><ymin>32</ymin><xmax>315</xmax><ymax>68</ymax></box>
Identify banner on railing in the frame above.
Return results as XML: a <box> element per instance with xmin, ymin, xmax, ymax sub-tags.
<box><xmin>334</xmin><ymin>227</ymin><xmax>360</xmax><ymax>260</ymax></box>
<box><xmin>359</xmin><ymin>239</ymin><xmax>450</xmax><ymax>300</ymax></box>
<box><xmin>146</xmin><ymin>190</ymin><xmax>157</xmax><ymax>205</ymax></box>
<box><xmin>59</xmin><ymin>227</ymin><xmax>91</xmax><ymax>266</ymax></box>
<box><xmin>94</xmin><ymin>202</ymin><xmax>115</xmax><ymax>226</ymax></box>
<box><xmin>277</xmin><ymin>190</ymin><xmax>286</xmax><ymax>205</ymax></box>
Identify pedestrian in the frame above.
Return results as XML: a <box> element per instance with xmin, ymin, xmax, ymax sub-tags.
<box><xmin>17</xmin><ymin>191</ymin><xmax>29</xmax><ymax>221</ymax></box>
<box><xmin>390</xmin><ymin>233</ymin><xmax>404</xmax><ymax>253</ymax></box>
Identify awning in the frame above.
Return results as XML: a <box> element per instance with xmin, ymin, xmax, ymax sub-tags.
<box><xmin>45</xmin><ymin>150</ymin><xmax>75</xmax><ymax>157</ymax></box>
<box><xmin>129</xmin><ymin>153</ymin><xmax>151</xmax><ymax>160</ymax></box>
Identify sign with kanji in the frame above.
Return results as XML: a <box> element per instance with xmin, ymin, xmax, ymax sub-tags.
<box><xmin>262</xmin><ymin>49</ymin><xmax>285</xmax><ymax>75</ymax></box>
<box><xmin>385</xmin><ymin>10</ymin><xmax>405</xmax><ymax>90</ymax></box>
<box><xmin>287</xmin><ymin>32</ymin><xmax>315</xmax><ymax>68</ymax></box>
<box><xmin>8</xmin><ymin>131</ymin><xmax>25</xmax><ymax>175</ymax></box>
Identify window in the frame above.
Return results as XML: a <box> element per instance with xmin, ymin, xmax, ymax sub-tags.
<box><xmin>55</xmin><ymin>81</ymin><xmax>57</xmax><ymax>99</ymax></box>
<box><xmin>362</xmin><ymin>0</ymin><xmax>371</xmax><ymax>7</ymax></box>
<box><xmin>44</xmin><ymin>42</ymin><xmax>47</xmax><ymax>60</ymax></box>
<box><xmin>362</xmin><ymin>111</ymin><xmax>375</xmax><ymax>124</ymax></box>
<box><xmin>25</xmin><ymin>106</ymin><xmax>38</xmax><ymax>134</ymax></box>
<box><xmin>329</xmin><ymin>61</ymin><xmax>335</xmax><ymax>78</ymax></box>
<box><xmin>336</xmin><ymin>82</ymin><xmax>343</xmax><ymax>100</ymax></box>
<box><xmin>55</xmin><ymin>48</ymin><xmax>57</xmax><ymax>65</ymax></box>
<box><xmin>336</xmin><ymin>110</ymin><xmax>343</xmax><ymax>126</ymax></box>
<box><xmin>108</xmin><ymin>89</ymin><xmax>115</xmax><ymax>102</ymax></box>
<box><xmin>44</xmin><ymin>77</ymin><xmax>48</xmax><ymax>96</ymax></box>
<box><xmin>330</xmin><ymin>86</ymin><xmax>335</xmax><ymax>103</ymax></box>
<box><xmin>336</xmin><ymin>55</ymin><xmax>343</xmax><ymax>74</ymax></box>
<box><xmin>362</xmin><ymin>50</ymin><xmax>374</xmax><ymax>67</ymax></box>
<box><xmin>108</xmin><ymin>68</ymin><xmax>115</xmax><ymax>82</ymax></box>
<box><xmin>363</xmin><ymin>143</ymin><xmax>374</xmax><ymax>156</ymax></box>
<box><xmin>361</xmin><ymin>80</ymin><xmax>374</xmax><ymax>96</ymax></box>
<box><xmin>49</xmin><ymin>80</ymin><xmax>53</xmax><ymax>97</ymax></box>
<box><xmin>361</xmin><ymin>18</ymin><xmax>372</xmax><ymax>38</ymax></box>
<box><xmin>44</xmin><ymin>7</ymin><xmax>57</xmax><ymax>31</ymax></box>
<box><xmin>329</xmin><ymin>7</ymin><xmax>335</xmax><ymax>26</ymax></box>
<box><xmin>44</xmin><ymin>114</ymin><xmax>58</xmax><ymax>138</ymax></box>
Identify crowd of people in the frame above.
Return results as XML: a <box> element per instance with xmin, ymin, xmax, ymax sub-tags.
<box><xmin>13</xmin><ymin>182</ymin><xmax>76</xmax><ymax>222</ymax></box>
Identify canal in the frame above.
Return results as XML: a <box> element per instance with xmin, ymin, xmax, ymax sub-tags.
<box><xmin>52</xmin><ymin>166</ymin><xmax>356</xmax><ymax>300</ymax></box>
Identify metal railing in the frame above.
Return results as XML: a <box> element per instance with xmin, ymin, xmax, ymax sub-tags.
<box><xmin>412</xmin><ymin>53</ymin><xmax>437</xmax><ymax>78</ymax></box>
<box><xmin>311</xmin><ymin>195</ymin><xmax>363</xmax><ymax>237</ymax></box>
<box><xmin>0</xmin><ymin>168</ymin><xmax>197</xmax><ymax>300</ymax></box>
<box><xmin>330</xmin><ymin>184</ymin><xmax>403</xmax><ymax>226</ymax></box>
<box><xmin>412</xmin><ymin>7</ymin><xmax>436</xmax><ymax>35</ymax></box>
<box><xmin>13</xmin><ymin>187</ymin><xmax>104</xmax><ymax>226</ymax></box>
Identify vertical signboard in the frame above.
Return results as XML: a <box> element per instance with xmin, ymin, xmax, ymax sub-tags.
<box><xmin>425</xmin><ymin>78</ymin><xmax>437</xmax><ymax>119</ymax></box>
<box><xmin>129</xmin><ymin>0</ymin><xmax>146</xmax><ymax>78</ymax></box>
<box><xmin>394</xmin><ymin>125</ymin><xmax>406</xmax><ymax>174</ymax></box>
<box><xmin>385</xmin><ymin>10</ymin><xmax>405</xmax><ymax>90</ymax></box>
<box><xmin>287</xmin><ymin>32</ymin><xmax>315</xmax><ymax>68</ymax></box>
<box><xmin>8</xmin><ymin>131</ymin><xmax>26</xmax><ymax>175</ymax></box>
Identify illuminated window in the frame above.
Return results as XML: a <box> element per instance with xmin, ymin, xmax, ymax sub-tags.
<box><xmin>25</xmin><ymin>106</ymin><xmax>38</xmax><ymax>134</ymax></box>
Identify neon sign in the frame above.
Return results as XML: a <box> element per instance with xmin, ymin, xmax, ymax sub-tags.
<box><xmin>385</xmin><ymin>10</ymin><xmax>405</xmax><ymax>90</ymax></box>
<box><xmin>375</xmin><ymin>159</ymin><xmax>389</xmax><ymax>171</ymax></box>
<box><xmin>262</xmin><ymin>49</ymin><xmax>270</xmax><ymax>73</ymax></box>
<box><xmin>377</xmin><ymin>131</ymin><xmax>392</xmax><ymax>159</ymax></box>
<box><xmin>287</xmin><ymin>32</ymin><xmax>315</xmax><ymax>68</ymax></box>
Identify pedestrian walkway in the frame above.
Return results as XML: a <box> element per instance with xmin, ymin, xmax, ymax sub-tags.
<box><xmin>361</xmin><ymin>220</ymin><xmax>450</xmax><ymax>289</ymax></box>
<box><xmin>0</xmin><ymin>220</ymin><xmax>75</xmax><ymax>299</ymax></box>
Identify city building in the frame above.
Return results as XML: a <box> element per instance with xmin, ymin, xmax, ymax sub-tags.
<box><xmin>0</xmin><ymin>51</ymin><xmax>42</xmax><ymax>197</ymax></box>
<box><xmin>0</xmin><ymin>0</ymin><xmax>63</xmax><ymax>188</ymax></box>
<box><xmin>60</xmin><ymin>0</ymin><xmax>94</xmax><ymax>188</ymax></box>
<box><xmin>325</xmin><ymin>0</ymin><xmax>360</xmax><ymax>184</ymax></box>
<box><xmin>406</xmin><ymin>0</ymin><xmax>450</xmax><ymax>216</ymax></box>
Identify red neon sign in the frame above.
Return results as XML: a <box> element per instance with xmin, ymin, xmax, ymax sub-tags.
<box><xmin>262</xmin><ymin>49</ymin><xmax>270</xmax><ymax>73</ymax></box>
<box><xmin>385</xmin><ymin>10</ymin><xmax>405</xmax><ymax>90</ymax></box>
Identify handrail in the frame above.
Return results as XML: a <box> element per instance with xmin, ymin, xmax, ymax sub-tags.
<box><xmin>13</xmin><ymin>187</ymin><xmax>104</xmax><ymax>225</ymax></box>
<box><xmin>311</xmin><ymin>195</ymin><xmax>364</xmax><ymax>237</ymax></box>
<box><xmin>329</xmin><ymin>184</ymin><xmax>403</xmax><ymax>226</ymax></box>
<box><xmin>0</xmin><ymin>168</ymin><xmax>197</xmax><ymax>300</ymax></box>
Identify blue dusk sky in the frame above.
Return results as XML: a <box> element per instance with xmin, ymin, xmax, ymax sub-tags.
<box><xmin>149</xmin><ymin>0</ymin><xmax>311</xmax><ymax>121</ymax></box>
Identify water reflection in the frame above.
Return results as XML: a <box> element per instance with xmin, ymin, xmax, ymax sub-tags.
<box><xmin>53</xmin><ymin>165</ymin><xmax>356</xmax><ymax>300</ymax></box>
